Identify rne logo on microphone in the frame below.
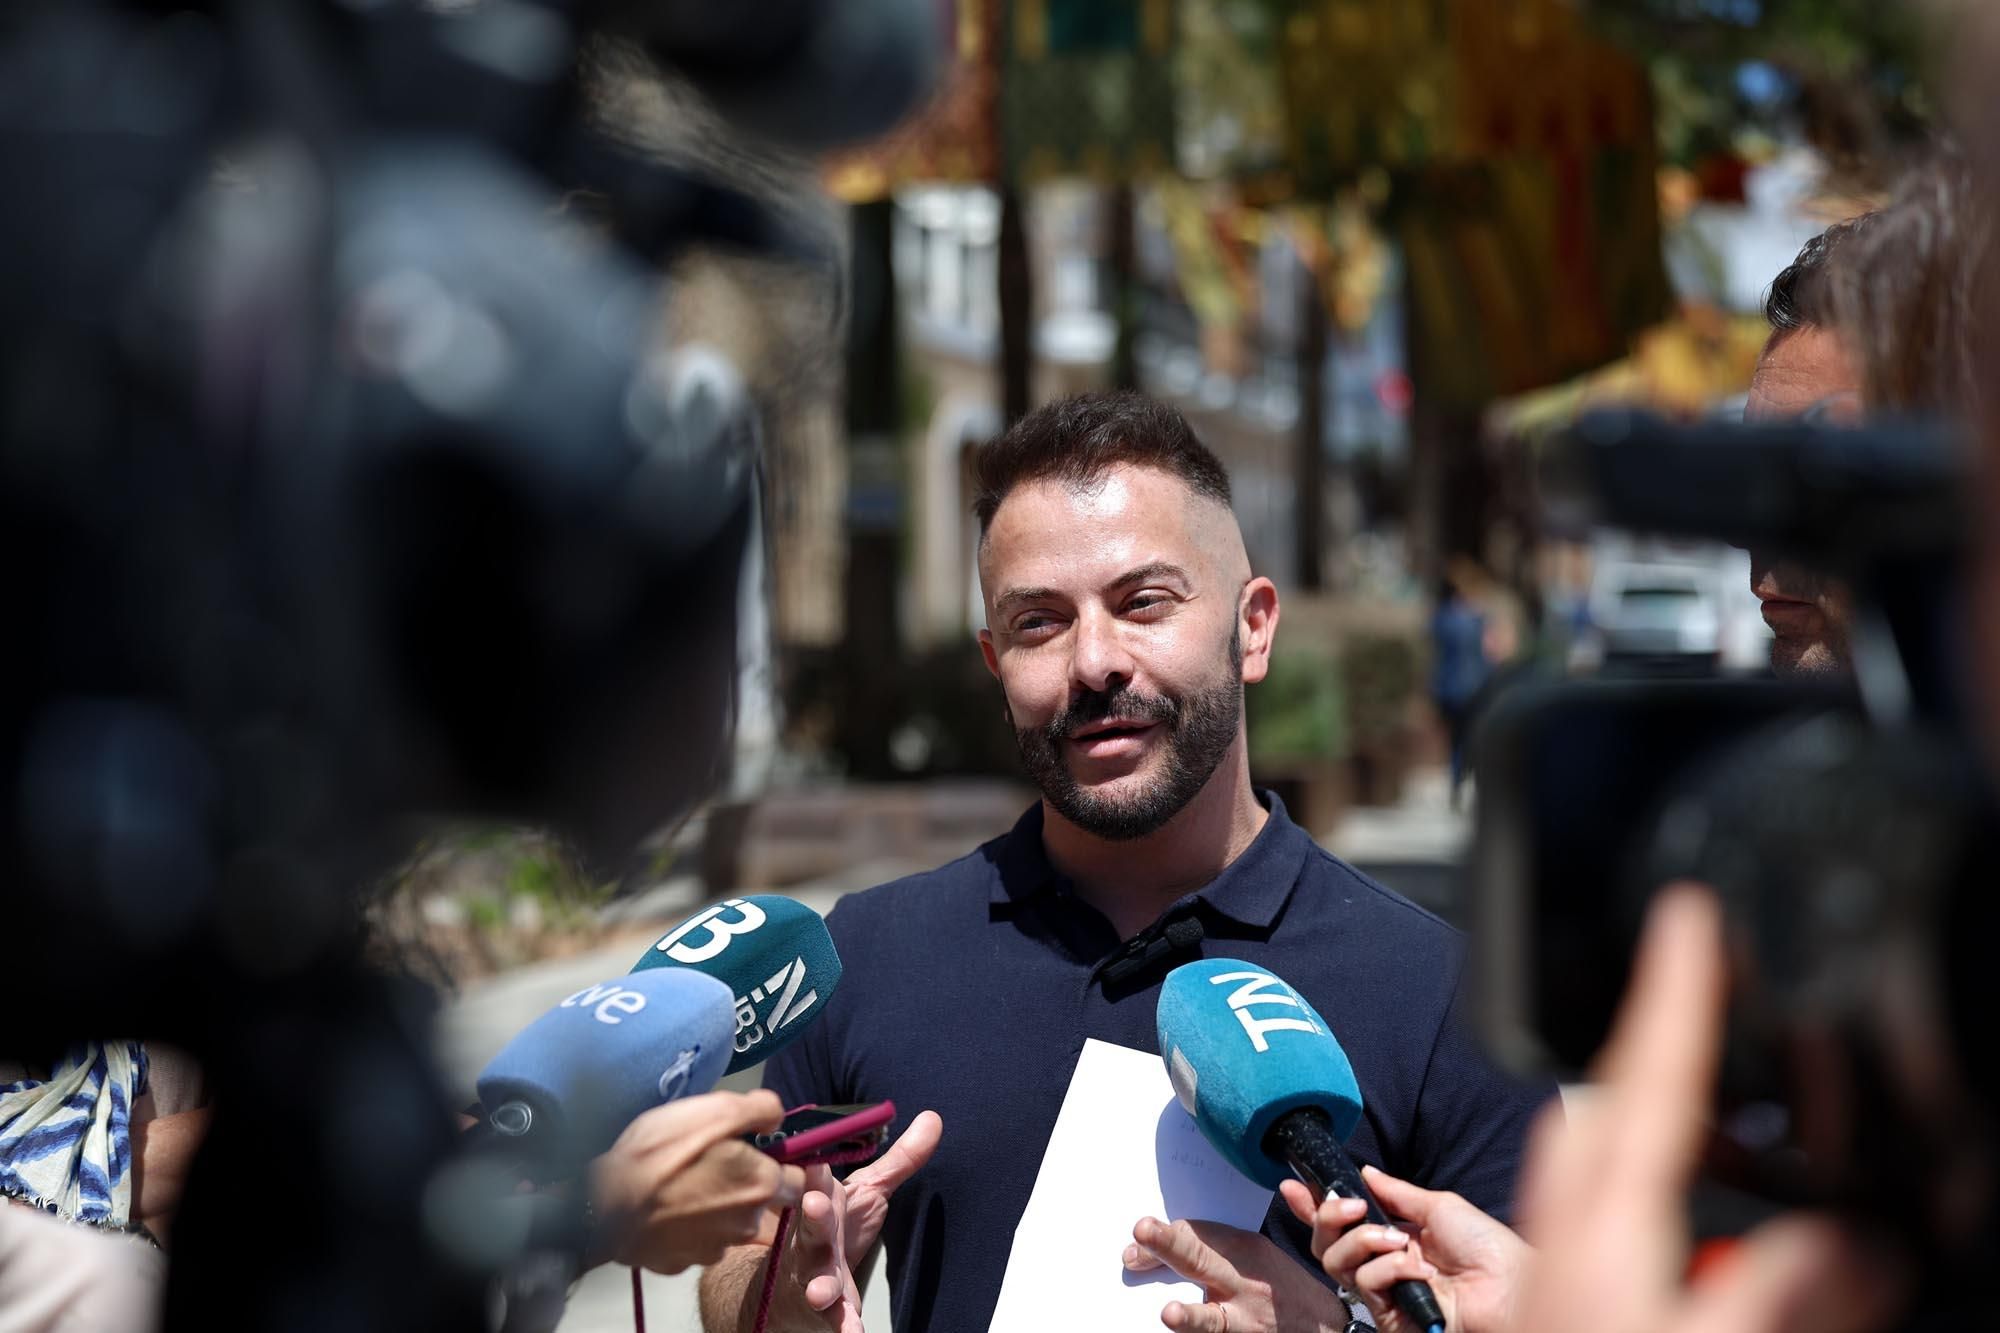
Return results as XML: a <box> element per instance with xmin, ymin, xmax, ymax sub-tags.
<box><xmin>657</xmin><ymin>1046</ymin><xmax>701</xmax><ymax>1101</ymax></box>
<box><xmin>560</xmin><ymin>981</ymin><xmax>648</xmax><ymax>1025</ymax></box>
<box><xmin>1207</xmin><ymin>970</ymin><xmax>1321</xmax><ymax>1053</ymax></box>
<box><xmin>731</xmin><ymin>956</ymin><xmax>820</xmax><ymax>1054</ymax></box>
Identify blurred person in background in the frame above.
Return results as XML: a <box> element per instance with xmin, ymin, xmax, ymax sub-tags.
<box><xmin>1432</xmin><ymin>563</ymin><xmax>1493</xmax><ymax>796</ymax></box>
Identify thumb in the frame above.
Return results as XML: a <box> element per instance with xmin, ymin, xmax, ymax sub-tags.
<box><xmin>850</xmin><ymin>1110</ymin><xmax>942</xmax><ymax>1198</ymax></box>
<box><xmin>1278</xmin><ymin>1179</ymin><xmax>1319</xmax><ymax>1231</ymax></box>
<box><xmin>1360</xmin><ymin>1164</ymin><xmax>1444</xmax><ymax>1227</ymax></box>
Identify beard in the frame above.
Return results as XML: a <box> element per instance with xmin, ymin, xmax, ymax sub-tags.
<box><xmin>1011</xmin><ymin>627</ymin><xmax>1243</xmax><ymax>841</ymax></box>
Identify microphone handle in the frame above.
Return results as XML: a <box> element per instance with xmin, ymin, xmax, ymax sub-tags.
<box><xmin>1265</xmin><ymin>1108</ymin><xmax>1448</xmax><ymax>1333</ymax></box>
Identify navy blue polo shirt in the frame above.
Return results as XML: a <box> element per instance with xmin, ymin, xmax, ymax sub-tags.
<box><xmin>764</xmin><ymin>793</ymin><xmax>1553</xmax><ymax>1333</ymax></box>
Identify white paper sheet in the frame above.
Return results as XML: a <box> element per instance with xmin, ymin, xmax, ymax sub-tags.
<box><xmin>987</xmin><ymin>1038</ymin><xmax>1275</xmax><ymax>1332</ymax></box>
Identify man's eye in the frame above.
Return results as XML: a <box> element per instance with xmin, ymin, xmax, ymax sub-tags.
<box><xmin>1014</xmin><ymin>615</ymin><xmax>1060</xmax><ymax>636</ymax></box>
<box><xmin>1125</xmin><ymin>594</ymin><xmax>1173</xmax><ymax>615</ymax></box>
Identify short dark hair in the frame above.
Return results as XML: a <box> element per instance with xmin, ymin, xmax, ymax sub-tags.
<box><xmin>972</xmin><ymin>392</ymin><xmax>1232</xmax><ymax>533</ymax></box>
<box><xmin>1765</xmin><ymin>214</ymin><xmax>1870</xmax><ymax>336</ymax></box>
<box><xmin>1830</xmin><ymin>151</ymin><xmax>1989</xmax><ymax>415</ymax></box>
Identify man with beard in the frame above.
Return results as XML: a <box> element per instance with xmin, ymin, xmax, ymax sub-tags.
<box><xmin>700</xmin><ymin>392</ymin><xmax>1552</xmax><ymax>1333</ymax></box>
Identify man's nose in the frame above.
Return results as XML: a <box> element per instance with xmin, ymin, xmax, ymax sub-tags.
<box><xmin>1068</xmin><ymin>606</ymin><xmax>1135</xmax><ymax>695</ymax></box>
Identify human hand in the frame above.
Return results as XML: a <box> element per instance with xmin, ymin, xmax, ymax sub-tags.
<box><xmin>772</xmin><ymin>1110</ymin><xmax>943</xmax><ymax>1333</ymax></box>
<box><xmin>1279</xmin><ymin>1167</ymin><xmax>1527</xmax><ymax>1333</ymax></box>
<box><xmin>1122</xmin><ymin>1215</ymin><xmax>1348</xmax><ymax>1333</ymax></box>
<box><xmin>590</xmin><ymin>1089</ymin><xmax>804</xmax><ymax>1275</ymax></box>
<box><xmin>1513</xmin><ymin>884</ymin><xmax>1900</xmax><ymax>1333</ymax></box>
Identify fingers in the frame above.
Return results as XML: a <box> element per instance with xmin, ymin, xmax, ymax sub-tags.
<box><xmin>1523</xmin><ymin>884</ymin><xmax>1727</xmax><ymax>1244</ymax></box>
<box><xmin>626</xmin><ymin>1088</ymin><xmax>786</xmax><ymax>1153</ymax></box>
<box><xmin>1122</xmin><ymin>1241</ymin><xmax>1168</xmax><ymax>1273</ymax></box>
<box><xmin>1305</xmin><ymin>1197</ymin><xmax>1369</xmax><ymax>1265</ymax></box>
<box><xmin>1594</xmin><ymin>884</ymin><xmax>1728</xmax><ymax>1194</ymax></box>
<box><xmin>1319</xmin><ymin>1220</ymin><xmax>1413</xmax><ymax>1288</ymax></box>
<box><xmin>1277</xmin><ymin>1179</ymin><xmax>1319</xmax><ymax>1230</ymax></box>
<box><xmin>1352</xmin><ymin>1243</ymin><xmax>1438</xmax><ymax>1307</ymax></box>
<box><xmin>1671</xmin><ymin>1218</ymin><xmax>1900</xmax><ymax>1333</ymax></box>
<box><xmin>1131</xmin><ymin>1217</ymin><xmax>1235</xmax><ymax>1290</ymax></box>
<box><xmin>738</xmin><ymin>1087</ymin><xmax>787</xmax><ymax>1134</ymax></box>
<box><xmin>1159</xmin><ymin>1301</ymin><xmax>1229</xmax><ymax>1332</ymax></box>
<box><xmin>1358</xmin><ymin>1165</ymin><xmax>1446</xmax><ymax>1228</ymax></box>
<box><xmin>801</xmin><ymin>1273</ymin><xmax>846</xmax><ymax>1311</ymax></box>
<box><xmin>777</xmin><ymin>1162</ymin><xmax>807</xmax><ymax>1209</ymax></box>
<box><xmin>791</xmin><ymin>1184</ymin><xmax>840</xmax><ymax>1274</ymax></box>
<box><xmin>852</xmin><ymin>1109</ymin><xmax>942</xmax><ymax>1196</ymax></box>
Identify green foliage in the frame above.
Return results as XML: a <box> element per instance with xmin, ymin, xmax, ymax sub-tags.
<box><xmin>1340</xmin><ymin>632</ymin><xmax>1418</xmax><ymax>750</ymax></box>
<box><xmin>1248</xmin><ymin>646</ymin><xmax>1348</xmax><ymax>764</ymax></box>
<box><xmin>1587</xmin><ymin>0</ymin><xmax>1939</xmax><ymax>167</ymax></box>
<box><xmin>1174</xmin><ymin>0</ymin><xmax>1289</xmax><ymax>177</ymax></box>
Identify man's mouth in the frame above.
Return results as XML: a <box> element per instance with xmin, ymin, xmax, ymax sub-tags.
<box><xmin>1757</xmin><ymin>596</ymin><xmax>1821</xmax><ymax>636</ymax></box>
<box><xmin>1064</xmin><ymin>718</ymin><xmax>1159</xmax><ymax>757</ymax></box>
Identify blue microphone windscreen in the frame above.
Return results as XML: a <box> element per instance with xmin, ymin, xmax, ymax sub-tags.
<box><xmin>630</xmin><ymin>895</ymin><xmax>841</xmax><ymax>1073</ymax></box>
<box><xmin>1156</xmin><ymin>957</ymin><xmax>1363</xmax><ymax>1190</ymax></box>
<box><xmin>475</xmin><ymin>968</ymin><xmax>735</xmax><ymax>1161</ymax></box>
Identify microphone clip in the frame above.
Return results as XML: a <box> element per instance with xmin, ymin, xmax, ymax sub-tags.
<box><xmin>1100</xmin><ymin>910</ymin><xmax>1206</xmax><ymax>992</ymax></box>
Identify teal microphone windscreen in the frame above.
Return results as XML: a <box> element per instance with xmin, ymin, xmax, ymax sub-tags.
<box><xmin>630</xmin><ymin>894</ymin><xmax>842</xmax><ymax>1073</ymax></box>
<box><xmin>1156</xmin><ymin>957</ymin><xmax>1363</xmax><ymax>1190</ymax></box>
<box><xmin>475</xmin><ymin>968</ymin><xmax>735</xmax><ymax>1166</ymax></box>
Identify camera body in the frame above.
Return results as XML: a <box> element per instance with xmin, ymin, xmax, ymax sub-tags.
<box><xmin>0</xmin><ymin>2</ymin><xmax>935</xmax><ymax>1329</ymax></box>
<box><xmin>1468</xmin><ymin>413</ymin><xmax>1999</xmax><ymax>1271</ymax></box>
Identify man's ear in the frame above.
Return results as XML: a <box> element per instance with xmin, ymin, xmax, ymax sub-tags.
<box><xmin>1238</xmin><ymin>578</ymin><xmax>1280</xmax><ymax>685</ymax></box>
<box><xmin>978</xmin><ymin>627</ymin><xmax>1001</xmax><ymax>681</ymax></box>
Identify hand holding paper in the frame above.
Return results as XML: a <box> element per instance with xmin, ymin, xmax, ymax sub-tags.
<box><xmin>987</xmin><ymin>1040</ymin><xmax>1299</xmax><ymax>1332</ymax></box>
<box><xmin>1123</xmin><ymin>1214</ymin><xmax>1354</xmax><ymax>1333</ymax></box>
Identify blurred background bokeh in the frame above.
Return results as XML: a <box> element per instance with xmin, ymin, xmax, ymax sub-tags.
<box><xmin>407</xmin><ymin>0</ymin><xmax>1957</xmax><ymax>976</ymax></box>
<box><xmin>390</xmin><ymin>3</ymin><xmax>1968</xmax><ymax>1325</ymax></box>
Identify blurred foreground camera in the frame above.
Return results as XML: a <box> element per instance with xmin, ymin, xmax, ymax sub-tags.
<box><xmin>1469</xmin><ymin>413</ymin><xmax>2000</xmax><ymax>1281</ymax></box>
<box><xmin>0</xmin><ymin>1</ymin><xmax>934</xmax><ymax>1330</ymax></box>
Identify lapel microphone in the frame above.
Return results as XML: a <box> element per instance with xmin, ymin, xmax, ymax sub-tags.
<box><xmin>1100</xmin><ymin>908</ymin><xmax>1207</xmax><ymax>990</ymax></box>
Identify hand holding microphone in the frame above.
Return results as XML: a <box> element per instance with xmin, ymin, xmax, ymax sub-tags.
<box><xmin>1157</xmin><ymin>958</ymin><xmax>1450</xmax><ymax>1333</ymax></box>
<box><xmin>591</xmin><ymin>1089</ymin><xmax>806</xmax><ymax>1275</ymax></box>
<box><xmin>1279</xmin><ymin>1167</ymin><xmax>1528</xmax><ymax>1333</ymax></box>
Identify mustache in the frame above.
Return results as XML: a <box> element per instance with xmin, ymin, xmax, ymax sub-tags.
<box><xmin>1040</xmin><ymin>685</ymin><xmax>1179</xmax><ymax>742</ymax></box>
<box><xmin>1750</xmin><ymin>553</ymin><xmax>1833</xmax><ymax>603</ymax></box>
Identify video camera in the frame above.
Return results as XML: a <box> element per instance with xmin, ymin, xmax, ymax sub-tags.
<box><xmin>1468</xmin><ymin>412</ymin><xmax>1999</xmax><ymax>1294</ymax></box>
<box><xmin>0</xmin><ymin>1</ymin><xmax>934</xmax><ymax>1329</ymax></box>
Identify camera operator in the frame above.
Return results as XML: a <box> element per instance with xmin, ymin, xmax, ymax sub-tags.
<box><xmin>1747</xmin><ymin>155</ymin><xmax>1984</xmax><ymax>677</ymax></box>
<box><xmin>1291</xmin><ymin>151</ymin><xmax>1994</xmax><ymax>1333</ymax></box>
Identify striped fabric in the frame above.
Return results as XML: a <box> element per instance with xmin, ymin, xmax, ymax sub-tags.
<box><xmin>0</xmin><ymin>1041</ymin><xmax>146</xmax><ymax>1227</ymax></box>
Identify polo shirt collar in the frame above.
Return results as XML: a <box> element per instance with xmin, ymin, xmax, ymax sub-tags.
<box><xmin>988</xmin><ymin>790</ymin><xmax>1312</xmax><ymax>931</ymax></box>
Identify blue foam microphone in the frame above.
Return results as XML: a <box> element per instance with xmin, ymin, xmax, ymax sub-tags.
<box><xmin>630</xmin><ymin>895</ymin><xmax>841</xmax><ymax>1073</ymax></box>
<box><xmin>1158</xmin><ymin>958</ymin><xmax>1448</xmax><ymax>1333</ymax></box>
<box><xmin>475</xmin><ymin>968</ymin><xmax>735</xmax><ymax>1174</ymax></box>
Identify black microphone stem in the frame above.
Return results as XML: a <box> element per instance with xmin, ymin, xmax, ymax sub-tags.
<box><xmin>1265</xmin><ymin>1108</ymin><xmax>1448</xmax><ymax>1333</ymax></box>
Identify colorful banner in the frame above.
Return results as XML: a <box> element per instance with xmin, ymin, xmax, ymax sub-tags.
<box><xmin>1278</xmin><ymin>0</ymin><xmax>1669</xmax><ymax>403</ymax></box>
<box><xmin>824</xmin><ymin>0</ymin><xmax>1001</xmax><ymax>201</ymax></box>
<box><xmin>825</xmin><ymin>0</ymin><xmax>1177</xmax><ymax>198</ymax></box>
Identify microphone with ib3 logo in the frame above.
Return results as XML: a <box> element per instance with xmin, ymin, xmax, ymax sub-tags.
<box><xmin>629</xmin><ymin>895</ymin><xmax>842</xmax><ymax>1072</ymax></box>
<box><xmin>1158</xmin><ymin>957</ymin><xmax>1450</xmax><ymax>1333</ymax></box>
